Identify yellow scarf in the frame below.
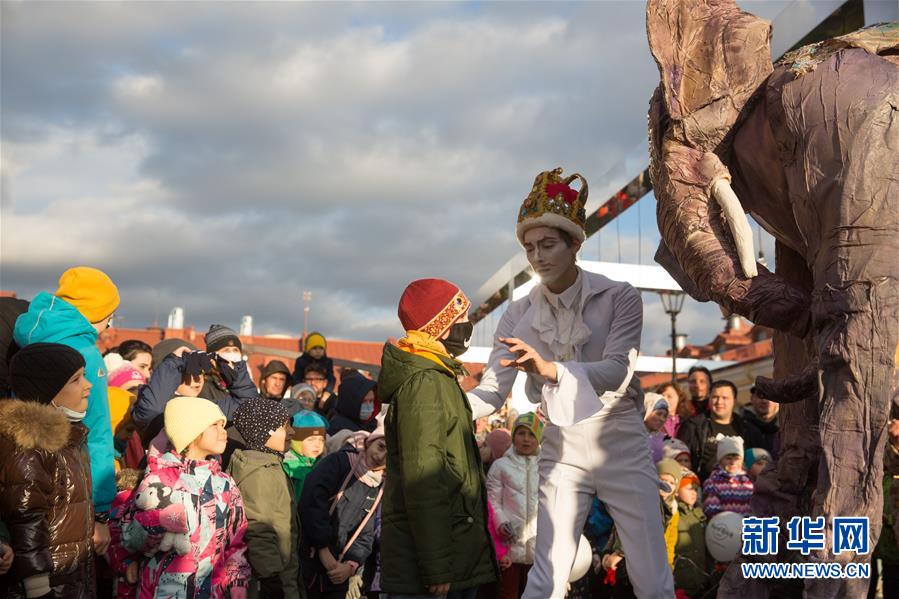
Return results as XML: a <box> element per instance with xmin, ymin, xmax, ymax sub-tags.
<box><xmin>397</xmin><ymin>330</ymin><xmax>454</xmax><ymax>373</ymax></box>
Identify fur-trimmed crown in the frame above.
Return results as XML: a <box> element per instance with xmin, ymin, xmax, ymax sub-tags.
<box><xmin>0</xmin><ymin>398</ymin><xmax>71</xmax><ymax>452</ymax></box>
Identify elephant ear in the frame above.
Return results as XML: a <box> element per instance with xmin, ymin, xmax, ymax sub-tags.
<box><xmin>646</xmin><ymin>0</ymin><xmax>773</xmax><ymax>152</ymax></box>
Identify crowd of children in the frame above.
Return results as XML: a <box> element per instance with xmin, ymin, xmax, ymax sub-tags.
<box><xmin>0</xmin><ymin>267</ymin><xmax>397</xmax><ymax>599</ymax></box>
<box><xmin>6</xmin><ymin>266</ymin><xmax>897</xmax><ymax>599</ymax></box>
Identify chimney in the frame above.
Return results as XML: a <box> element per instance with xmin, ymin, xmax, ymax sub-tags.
<box><xmin>240</xmin><ymin>315</ymin><xmax>253</xmax><ymax>337</ymax></box>
<box><xmin>167</xmin><ymin>307</ymin><xmax>184</xmax><ymax>329</ymax></box>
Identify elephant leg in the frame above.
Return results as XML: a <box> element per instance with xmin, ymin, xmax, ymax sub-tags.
<box><xmin>804</xmin><ymin>279</ymin><xmax>898</xmax><ymax>599</ymax></box>
<box><xmin>774</xmin><ymin>48</ymin><xmax>899</xmax><ymax>599</ymax></box>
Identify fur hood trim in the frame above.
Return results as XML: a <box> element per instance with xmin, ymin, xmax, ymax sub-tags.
<box><xmin>0</xmin><ymin>398</ymin><xmax>71</xmax><ymax>451</ymax></box>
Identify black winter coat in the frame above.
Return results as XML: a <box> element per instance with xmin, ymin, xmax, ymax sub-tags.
<box><xmin>0</xmin><ymin>297</ymin><xmax>29</xmax><ymax>397</ymax></box>
<box><xmin>298</xmin><ymin>449</ymin><xmax>381</xmax><ymax>594</ymax></box>
<box><xmin>327</xmin><ymin>375</ymin><xmax>378</xmax><ymax>436</ymax></box>
<box><xmin>676</xmin><ymin>412</ymin><xmax>764</xmax><ymax>480</ymax></box>
<box><xmin>741</xmin><ymin>408</ymin><xmax>780</xmax><ymax>458</ymax></box>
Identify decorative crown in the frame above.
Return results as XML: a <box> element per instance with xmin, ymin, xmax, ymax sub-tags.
<box><xmin>516</xmin><ymin>167</ymin><xmax>588</xmax><ymax>243</ymax></box>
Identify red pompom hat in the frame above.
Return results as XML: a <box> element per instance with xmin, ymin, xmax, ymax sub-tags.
<box><xmin>398</xmin><ymin>278</ymin><xmax>471</xmax><ymax>339</ymax></box>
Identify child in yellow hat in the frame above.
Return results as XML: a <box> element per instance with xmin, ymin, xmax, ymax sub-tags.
<box><xmin>13</xmin><ymin>266</ymin><xmax>121</xmax><ymax>534</ymax></box>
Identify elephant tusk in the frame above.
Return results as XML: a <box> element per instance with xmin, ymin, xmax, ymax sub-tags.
<box><xmin>711</xmin><ymin>178</ymin><xmax>758</xmax><ymax>278</ymax></box>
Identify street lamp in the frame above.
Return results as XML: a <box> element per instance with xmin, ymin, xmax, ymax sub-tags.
<box><xmin>658</xmin><ymin>290</ymin><xmax>686</xmax><ymax>383</ymax></box>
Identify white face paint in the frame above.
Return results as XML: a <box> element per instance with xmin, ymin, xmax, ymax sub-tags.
<box><xmin>522</xmin><ymin>226</ymin><xmax>578</xmax><ymax>288</ymax></box>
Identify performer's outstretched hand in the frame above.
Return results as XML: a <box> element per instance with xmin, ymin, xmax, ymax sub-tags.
<box><xmin>499</xmin><ymin>337</ymin><xmax>558</xmax><ymax>383</ymax></box>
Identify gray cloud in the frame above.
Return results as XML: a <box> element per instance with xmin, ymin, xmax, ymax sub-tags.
<box><xmin>2</xmin><ymin>1</ymin><xmax>787</xmax><ymax>355</ymax></box>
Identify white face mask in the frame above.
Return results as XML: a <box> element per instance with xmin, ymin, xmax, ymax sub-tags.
<box><xmin>52</xmin><ymin>400</ymin><xmax>87</xmax><ymax>422</ymax></box>
<box><xmin>359</xmin><ymin>403</ymin><xmax>375</xmax><ymax>421</ymax></box>
<box><xmin>217</xmin><ymin>349</ymin><xmax>243</xmax><ymax>363</ymax></box>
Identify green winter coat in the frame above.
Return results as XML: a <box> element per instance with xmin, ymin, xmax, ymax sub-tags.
<box><xmin>227</xmin><ymin>449</ymin><xmax>301</xmax><ymax>598</ymax></box>
<box><xmin>674</xmin><ymin>502</ymin><xmax>709</xmax><ymax>596</ymax></box>
<box><xmin>377</xmin><ymin>342</ymin><xmax>499</xmax><ymax>594</ymax></box>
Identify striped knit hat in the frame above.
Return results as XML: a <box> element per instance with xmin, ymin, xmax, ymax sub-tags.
<box><xmin>205</xmin><ymin>324</ymin><xmax>242</xmax><ymax>353</ymax></box>
<box><xmin>513</xmin><ymin>412</ymin><xmax>545</xmax><ymax>443</ymax></box>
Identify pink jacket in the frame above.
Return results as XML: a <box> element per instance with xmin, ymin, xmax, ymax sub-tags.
<box><xmin>487</xmin><ymin>500</ymin><xmax>509</xmax><ymax>561</ymax></box>
<box><xmin>122</xmin><ymin>443</ymin><xmax>250</xmax><ymax>598</ymax></box>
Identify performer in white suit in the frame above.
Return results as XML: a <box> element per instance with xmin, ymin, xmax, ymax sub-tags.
<box><xmin>468</xmin><ymin>168</ymin><xmax>674</xmax><ymax>598</ymax></box>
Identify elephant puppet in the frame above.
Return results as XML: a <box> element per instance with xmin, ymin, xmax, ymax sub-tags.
<box><xmin>646</xmin><ymin>0</ymin><xmax>898</xmax><ymax>596</ymax></box>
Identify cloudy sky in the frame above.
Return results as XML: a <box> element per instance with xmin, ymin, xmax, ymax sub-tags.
<box><xmin>2</xmin><ymin>1</ymin><xmax>800</xmax><ymax>355</ymax></box>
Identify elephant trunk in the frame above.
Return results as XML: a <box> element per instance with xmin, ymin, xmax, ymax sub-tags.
<box><xmin>649</xmin><ymin>88</ymin><xmax>811</xmax><ymax>335</ymax></box>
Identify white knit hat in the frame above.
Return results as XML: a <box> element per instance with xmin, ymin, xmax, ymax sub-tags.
<box><xmin>663</xmin><ymin>438</ymin><xmax>691</xmax><ymax>461</ymax></box>
<box><xmin>643</xmin><ymin>392</ymin><xmax>669</xmax><ymax>419</ymax></box>
<box><xmin>716</xmin><ymin>435</ymin><xmax>744</xmax><ymax>463</ymax></box>
<box><xmin>164</xmin><ymin>396</ymin><xmax>226</xmax><ymax>453</ymax></box>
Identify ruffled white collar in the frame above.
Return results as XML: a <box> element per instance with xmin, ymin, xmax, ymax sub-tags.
<box><xmin>529</xmin><ymin>268</ymin><xmax>591</xmax><ymax>362</ymax></box>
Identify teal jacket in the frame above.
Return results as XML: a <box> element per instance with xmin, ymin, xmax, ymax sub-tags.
<box><xmin>13</xmin><ymin>292</ymin><xmax>116</xmax><ymax>512</ymax></box>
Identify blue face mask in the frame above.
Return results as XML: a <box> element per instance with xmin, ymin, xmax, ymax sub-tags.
<box><xmin>359</xmin><ymin>403</ymin><xmax>375</xmax><ymax>421</ymax></box>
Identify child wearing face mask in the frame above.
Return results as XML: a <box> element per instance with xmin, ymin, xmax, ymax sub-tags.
<box><xmin>702</xmin><ymin>435</ymin><xmax>754</xmax><ymax>518</ymax></box>
<box><xmin>227</xmin><ymin>398</ymin><xmax>299</xmax><ymax>599</ymax></box>
<box><xmin>13</xmin><ymin>267</ymin><xmax>122</xmax><ymax>536</ymax></box>
<box><xmin>284</xmin><ymin>410</ymin><xmax>328</xmax><ymax>498</ymax></box>
<box><xmin>132</xmin><ymin>346</ymin><xmax>254</xmax><ymax>430</ymax></box>
<box><xmin>200</xmin><ymin>325</ymin><xmax>258</xmax><ymax>406</ymax></box>
<box><xmin>327</xmin><ymin>374</ymin><xmax>380</xmax><ymax>435</ymax></box>
<box><xmin>486</xmin><ymin>413</ymin><xmax>543</xmax><ymax>599</ymax></box>
<box><xmin>1</xmin><ymin>343</ymin><xmax>96</xmax><ymax>599</ymax></box>
<box><xmin>123</xmin><ymin>396</ymin><xmax>250</xmax><ymax>599</ymax></box>
<box><xmin>299</xmin><ymin>426</ymin><xmax>387</xmax><ymax>599</ymax></box>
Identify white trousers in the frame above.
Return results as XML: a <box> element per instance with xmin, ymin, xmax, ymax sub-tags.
<box><xmin>522</xmin><ymin>396</ymin><xmax>675</xmax><ymax>599</ymax></box>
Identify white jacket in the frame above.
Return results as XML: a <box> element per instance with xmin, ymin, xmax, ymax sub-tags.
<box><xmin>486</xmin><ymin>447</ymin><xmax>540</xmax><ymax>564</ymax></box>
<box><xmin>468</xmin><ymin>270</ymin><xmax>643</xmax><ymax>426</ymax></box>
